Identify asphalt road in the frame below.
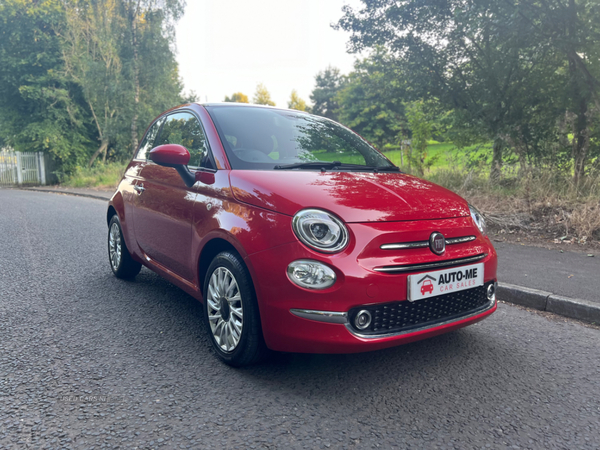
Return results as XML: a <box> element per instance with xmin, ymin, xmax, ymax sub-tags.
<box><xmin>1</xmin><ymin>188</ymin><xmax>600</xmax><ymax>449</ymax></box>
<box><xmin>495</xmin><ymin>241</ymin><xmax>600</xmax><ymax>302</ymax></box>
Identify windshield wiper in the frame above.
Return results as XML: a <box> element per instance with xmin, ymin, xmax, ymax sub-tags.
<box><xmin>274</xmin><ymin>161</ymin><xmax>342</xmax><ymax>170</ymax></box>
<box><xmin>273</xmin><ymin>161</ymin><xmax>401</xmax><ymax>172</ymax></box>
<box><xmin>330</xmin><ymin>163</ymin><xmax>401</xmax><ymax>173</ymax></box>
<box><xmin>374</xmin><ymin>165</ymin><xmax>401</xmax><ymax>172</ymax></box>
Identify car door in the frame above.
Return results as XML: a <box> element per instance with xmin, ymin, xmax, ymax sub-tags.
<box><xmin>131</xmin><ymin>111</ymin><xmax>213</xmax><ymax>282</ymax></box>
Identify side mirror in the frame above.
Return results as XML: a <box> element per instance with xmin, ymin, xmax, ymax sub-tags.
<box><xmin>149</xmin><ymin>144</ymin><xmax>195</xmax><ymax>187</ymax></box>
<box><xmin>149</xmin><ymin>144</ymin><xmax>190</xmax><ymax>166</ymax></box>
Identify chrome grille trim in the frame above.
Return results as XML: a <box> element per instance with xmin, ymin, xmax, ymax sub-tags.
<box><xmin>381</xmin><ymin>241</ymin><xmax>429</xmax><ymax>250</ymax></box>
<box><xmin>373</xmin><ymin>253</ymin><xmax>487</xmax><ymax>273</ymax></box>
<box><xmin>380</xmin><ymin>235</ymin><xmax>476</xmax><ymax>250</ymax></box>
<box><xmin>446</xmin><ymin>236</ymin><xmax>476</xmax><ymax>245</ymax></box>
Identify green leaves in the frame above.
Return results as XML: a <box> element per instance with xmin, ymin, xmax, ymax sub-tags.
<box><xmin>337</xmin><ymin>0</ymin><xmax>600</xmax><ymax>180</ymax></box>
<box><xmin>310</xmin><ymin>66</ymin><xmax>345</xmax><ymax>121</ymax></box>
<box><xmin>0</xmin><ymin>0</ymin><xmax>186</xmax><ymax>173</ymax></box>
<box><xmin>335</xmin><ymin>48</ymin><xmax>407</xmax><ymax>150</ymax></box>
<box><xmin>0</xmin><ymin>0</ymin><xmax>89</xmax><ymax>170</ymax></box>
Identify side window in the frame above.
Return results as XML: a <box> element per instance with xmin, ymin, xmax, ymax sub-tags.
<box><xmin>136</xmin><ymin>118</ymin><xmax>163</xmax><ymax>160</ymax></box>
<box><xmin>154</xmin><ymin>112</ymin><xmax>213</xmax><ymax>168</ymax></box>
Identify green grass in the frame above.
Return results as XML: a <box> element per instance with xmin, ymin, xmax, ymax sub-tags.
<box><xmin>61</xmin><ymin>162</ymin><xmax>128</xmax><ymax>188</ymax></box>
<box><xmin>381</xmin><ymin>141</ymin><xmax>493</xmax><ymax>171</ymax></box>
<box><xmin>305</xmin><ymin>141</ymin><xmax>493</xmax><ymax>171</ymax></box>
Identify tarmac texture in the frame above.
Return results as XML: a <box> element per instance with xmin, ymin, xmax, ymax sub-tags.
<box><xmin>1</xmin><ymin>189</ymin><xmax>600</xmax><ymax>449</ymax></box>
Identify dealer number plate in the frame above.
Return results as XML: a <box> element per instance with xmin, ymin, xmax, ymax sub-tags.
<box><xmin>407</xmin><ymin>263</ymin><xmax>484</xmax><ymax>302</ymax></box>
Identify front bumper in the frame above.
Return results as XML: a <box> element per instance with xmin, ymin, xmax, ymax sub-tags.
<box><xmin>268</xmin><ymin>296</ymin><xmax>496</xmax><ymax>354</ymax></box>
<box><xmin>246</xmin><ymin>235</ymin><xmax>498</xmax><ymax>354</ymax></box>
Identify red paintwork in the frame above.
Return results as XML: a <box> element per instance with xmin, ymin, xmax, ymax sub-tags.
<box><xmin>196</xmin><ymin>171</ymin><xmax>215</xmax><ymax>185</ymax></box>
<box><xmin>149</xmin><ymin>144</ymin><xmax>190</xmax><ymax>166</ymax></box>
<box><xmin>229</xmin><ymin>170</ymin><xmax>471</xmax><ymax>222</ymax></box>
<box><xmin>108</xmin><ymin>103</ymin><xmax>498</xmax><ymax>354</ymax></box>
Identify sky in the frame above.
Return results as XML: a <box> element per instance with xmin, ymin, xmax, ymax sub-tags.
<box><xmin>175</xmin><ymin>0</ymin><xmax>364</xmax><ymax>107</ymax></box>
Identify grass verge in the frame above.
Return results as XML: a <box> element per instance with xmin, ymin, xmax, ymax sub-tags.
<box><xmin>60</xmin><ymin>162</ymin><xmax>128</xmax><ymax>189</ymax></box>
<box><xmin>428</xmin><ymin>168</ymin><xmax>600</xmax><ymax>243</ymax></box>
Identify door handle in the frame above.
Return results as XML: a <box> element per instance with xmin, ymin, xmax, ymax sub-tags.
<box><xmin>134</xmin><ymin>184</ymin><xmax>145</xmax><ymax>194</ymax></box>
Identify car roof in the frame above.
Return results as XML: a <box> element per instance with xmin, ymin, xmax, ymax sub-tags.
<box><xmin>199</xmin><ymin>102</ymin><xmax>308</xmax><ymax>113</ymax></box>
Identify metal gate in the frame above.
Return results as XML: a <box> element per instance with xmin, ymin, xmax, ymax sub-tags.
<box><xmin>0</xmin><ymin>150</ymin><xmax>46</xmax><ymax>185</ymax></box>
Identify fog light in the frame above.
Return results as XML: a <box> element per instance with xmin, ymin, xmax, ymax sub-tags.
<box><xmin>287</xmin><ymin>260</ymin><xmax>336</xmax><ymax>290</ymax></box>
<box><xmin>354</xmin><ymin>310</ymin><xmax>372</xmax><ymax>330</ymax></box>
<box><xmin>487</xmin><ymin>283</ymin><xmax>496</xmax><ymax>301</ymax></box>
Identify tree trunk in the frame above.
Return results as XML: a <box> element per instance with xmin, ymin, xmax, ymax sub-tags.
<box><xmin>490</xmin><ymin>137</ymin><xmax>503</xmax><ymax>181</ymax></box>
<box><xmin>566</xmin><ymin>0</ymin><xmax>589</xmax><ymax>186</ymax></box>
<box><xmin>515</xmin><ymin>138</ymin><xmax>528</xmax><ymax>176</ymax></box>
<box><xmin>400</xmin><ymin>145</ymin><xmax>404</xmax><ymax>168</ymax></box>
<box><xmin>89</xmin><ymin>140</ymin><xmax>109</xmax><ymax>167</ymax></box>
<box><xmin>130</xmin><ymin>2</ymin><xmax>140</xmax><ymax>154</ymax></box>
<box><xmin>569</xmin><ymin>54</ymin><xmax>589</xmax><ymax>186</ymax></box>
<box><xmin>571</xmin><ymin>96</ymin><xmax>588</xmax><ymax>187</ymax></box>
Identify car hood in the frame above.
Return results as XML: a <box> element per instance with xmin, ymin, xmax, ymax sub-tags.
<box><xmin>228</xmin><ymin>170</ymin><xmax>470</xmax><ymax>223</ymax></box>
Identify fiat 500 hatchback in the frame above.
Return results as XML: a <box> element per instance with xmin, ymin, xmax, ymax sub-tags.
<box><xmin>107</xmin><ymin>103</ymin><xmax>497</xmax><ymax>366</ymax></box>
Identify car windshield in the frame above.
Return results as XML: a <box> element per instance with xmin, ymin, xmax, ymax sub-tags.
<box><xmin>205</xmin><ymin>105</ymin><xmax>396</xmax><ymax>171</ymax></box>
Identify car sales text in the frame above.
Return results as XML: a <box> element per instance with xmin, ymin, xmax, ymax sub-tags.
<box><xmin>438</xmin><ymin>267</ymin><xmax>478</xmax><ymax>292</ymax></box>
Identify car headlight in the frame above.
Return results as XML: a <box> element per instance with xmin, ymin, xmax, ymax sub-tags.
<box><xmin>287</xmin><ymin>260</ymin><xmax>336</xmax><ymax>289</ymax></box>
<box><xmin>292</xmin><ymin>209</ymin><xmax>349</xmax><ymax>253</ymax></box>
<box><xmin>469</xmin><ymin>204</ymin><xmax>487</xmax><ymax>236</ymax></box>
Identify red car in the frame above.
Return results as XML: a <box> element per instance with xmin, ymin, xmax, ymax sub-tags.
<box><xmin>107</xmin><ymin>103</ymin><xmax>497</xmax><ymax>366</ymax></box>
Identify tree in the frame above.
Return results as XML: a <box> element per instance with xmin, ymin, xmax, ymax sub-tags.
<box><xmin>511</xmin><ymin>0</ymin><xmax>600</xmax><ymax>184</ymax></box>
<box><xmin>0</xmin><ymin>0</ymin><xmax>187</xmax><ymax>173</ymax></box>
<box><xmin>336</xmin><ymin>49</ymin><xmax>407</xmax><ymax>149</ymax></box>
<box><xmin>310</xmin><ymin>66</ymin><xmax>345</xmax><ymax>121</ymax></box>
<box><xmin>337</xmin><ymin>0</ymin><xmax>563</xmax><ymax>180</ymax></box>
<box><xmin>120</xmin><ymin>0</ymin><xmax>185</xmax><ymax>154</ymax></box>
<box><xmin>288</xmin><ymin>90</ymin><xmax>308</xmax><ymax>111</ymax></box>
<box><xmin>405</xmin><ymin>101</ymin><xmax>432</xmax><ymax>176</ymax></box>
<box><xmin>0</xmin><ymin>0</ymin><xmax>91</xmax><ymax>170</ymax></box>
<box><xmin>125</xmin><ymin>4</ymin><xmax>185</xmax><ymax>158</ymax></box>
<box><xmin>252</xmin><ymin>83</ymin><xmax>275</xmax><ymax>106</ymax></box>
<box><xmin>63</xmin><ymin>0</ymin><xmax>126</xmax><ymax>167</ymax></box>
<box><xmin>224</xmin><ymin>92</ymin><xmax>249</xmax><ymax>103</ymax></box>
<box><xmin>62</xmin><ymin>0</ymin><xmax>185</xmax><ymax>166</ymax></box>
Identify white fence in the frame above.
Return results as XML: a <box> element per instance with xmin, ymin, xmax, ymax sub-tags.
<box><xmin>0</xmin><ymin>150</ymin><xmax>47</xmax><ymax>186</ymax></box>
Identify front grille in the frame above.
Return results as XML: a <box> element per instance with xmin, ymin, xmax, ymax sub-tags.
<box><xmin>348</xmin><ymin>282</ymin><xmax>493</xmax><ymax>336</ymax></box>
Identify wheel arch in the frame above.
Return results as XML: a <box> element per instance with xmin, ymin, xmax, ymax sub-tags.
<box><xmin>197</xmin><ymin>238</ymin><xmax>253</xmax><ymax>298</ymax></box>
<box><xmin>106</xmin><ymin>205</ymin><xmax>117</xmax><ymax>225</ymax></box>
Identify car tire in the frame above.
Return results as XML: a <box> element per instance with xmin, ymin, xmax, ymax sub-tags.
<box><xmin>108</xmin><ymin>215</ymin><xmax>142</xmax><ymax>279</ymax></box>
<box><xmin>203</xmin><ymin>251</ymin><xmax>269</xmax><ymax>367</ymax></box>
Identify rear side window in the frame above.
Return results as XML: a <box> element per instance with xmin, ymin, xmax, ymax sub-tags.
<box><xmin>136</xmin><ymin>118</ymin><xmax>163</xmax><ymax>160</ymax></box>
<box><xmin>154</xmin><ymin>112</ymin><xmax>211</xmax><ymax>168</ymax></box>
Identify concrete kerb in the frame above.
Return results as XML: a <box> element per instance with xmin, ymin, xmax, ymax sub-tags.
<box><xmin>498</xmin><ymin>282</ymin><xmax>600</xmax><ymax>325</ymax></box>
<box><xmin>19</xmin><ymin>187</ymin><xmax>111</xmax><ymax>201</ymax></box>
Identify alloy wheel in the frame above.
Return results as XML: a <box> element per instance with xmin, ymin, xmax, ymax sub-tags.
<box><xmin>207</xmin><ymin>267</ymin><xmax>244</xmax><ymax>352</ymax></box>
<box><xmin>109</xmin><ymin>222</ymin><xmax>122</xmax><ymax>271</ymax></box>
